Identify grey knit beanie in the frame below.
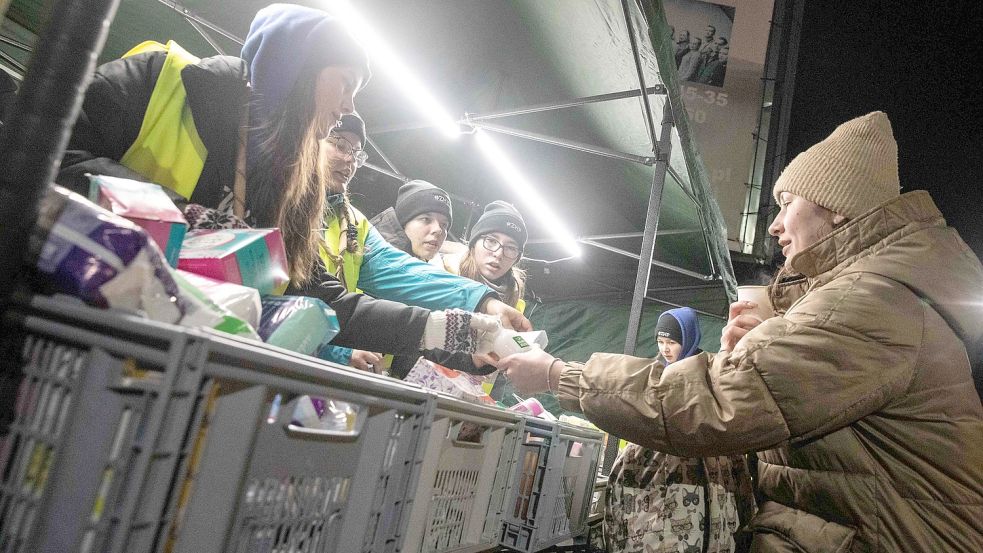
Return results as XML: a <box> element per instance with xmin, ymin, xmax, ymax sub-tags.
<box><xmin>395</xmin><ymin>180</ymin><xmax>452</xmax><ymax>227</ymax></box>
<box><xmin>773</xmin><ymin>111</ymin><xmax>900</xmax><ymax>219</ymax></box>
<box><xmin>469</xmin><ymin>201</ymin><xmax>527</xmax><ymax>249</ymax></box>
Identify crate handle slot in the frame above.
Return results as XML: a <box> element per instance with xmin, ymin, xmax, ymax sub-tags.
<box><xmin>448</xmin><ymin>420</ymin><xmax>487</xmax><ymax>448</ymax></box>
<box><xmin>567</xmin><ymin>441</ymin><xmax>584</xmax><ymax>458</ymax></box>
<box><xmin>285</xmin><ymin>408</ymin><xmax>366</xmax><ymax>441</ymax></box>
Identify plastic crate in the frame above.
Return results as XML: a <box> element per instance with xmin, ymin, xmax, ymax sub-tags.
<box><xmin>587</xmin><ymin>476</ymin><xmax>608</xmax><ymax>524</ymax></box>
<box><xmin>498</xmin><ymin>418</ymin><xmax>604</xmax><ymax>552</ymax></box>
<box><xmin>168</xmin><ymin>329</ymin><xmax>434</xmax><ymax>553</ymax></box>
<box><xmin>0</xmin><ymin>295</ymin><xmax>207</xmax><ymax>553</ymax></box>
<box><xmin>400</xmin><ymin>393</ymin><xmax>522</xmax><ymax>553</ymax></box>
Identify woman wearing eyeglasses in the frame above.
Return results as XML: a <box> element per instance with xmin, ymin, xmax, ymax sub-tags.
<box><xmin>389</xmin><ymin>201</ymin><xmax>530</xmax><ymax>379</ymax></box>
<box><xmin>315</xmin><ymin>118</ymin><xmax>508</xmax><ymax>372</ymax></box>
<box><xmin>454</xmin><ymin>201</ymin><xmax>528</xmax><ymax>311</ymax></box>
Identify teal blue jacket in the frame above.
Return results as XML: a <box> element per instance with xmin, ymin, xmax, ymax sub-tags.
<box><xmin>318</xmin><ymin>226</ymin><xmax>491</xmax><ymax>365</ymax></box>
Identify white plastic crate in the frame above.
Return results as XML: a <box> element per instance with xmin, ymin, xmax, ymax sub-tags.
<box><xmin>168</xmin><ymin>330</ymin><xmax>434</xmax><ymax>553</ymax></box>
<box><xmin>498</xmin><ymin>417</ymin><xmax>604</xmax><ymax>553</ymax></box>
<box><xmin>0</xmin><ymin>295</ymin><xmax>206</xmax><ymax>553</ymax></box>
<box><xmin>400</xmin><ymin>393</ymin><xmax>522</xmax><ymax>553</ymax></box>
<box><xmin>588</xmin><ymin>476</ymin><xmax>608</xmax><ymax>524</ymax></box>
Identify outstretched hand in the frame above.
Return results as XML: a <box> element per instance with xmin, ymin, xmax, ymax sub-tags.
<box><xmin>349</xmin><ymin>350</ymin><xmax>384</xmax><ymax>373</ymax></box>
<box><xmin>497</xmin><ymin>347</ymin><xmax>555</xmax><ymax>395</ymax></box>
<box><xmin>481</xmin><ymin>298</ymin><xmax>532</xmax><ymax>331</ymax></box>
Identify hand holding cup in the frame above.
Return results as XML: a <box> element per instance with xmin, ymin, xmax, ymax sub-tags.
<box><xmin>720</xmin><ymin>286</ymin><xmax>775</xmax><ymax>352</ymax></box>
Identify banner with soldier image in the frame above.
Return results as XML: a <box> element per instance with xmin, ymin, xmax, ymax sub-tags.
<box><xmin>665</xmin><ymin>0</ymin><xmax>775</xmax><ymax>251</ymax></box>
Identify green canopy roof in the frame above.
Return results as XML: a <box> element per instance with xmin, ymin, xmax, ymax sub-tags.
<box><xmin>2</xmin><ymin>0</ymin><xmax>737</xmax><ymax>320</ymax></box>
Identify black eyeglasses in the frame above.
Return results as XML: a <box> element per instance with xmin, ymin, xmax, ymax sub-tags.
<box><xmin>480</xmin><ymin>235</ymin><xmax>521</xmax><ymax>260</ymax></box>
<box><xmin>326</xmin><ymin>135</ymin><xmax>368</xmax><ymax>168</ymax></box>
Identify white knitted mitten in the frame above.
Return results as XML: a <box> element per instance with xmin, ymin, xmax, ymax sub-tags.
<box><xmin>421</xmin><ymin>309</ymin><xmax>501</xmax><ymax>354</ymax></box>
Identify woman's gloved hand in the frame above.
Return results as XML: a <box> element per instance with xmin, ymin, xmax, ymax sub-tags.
<box><xmin>422</xmin><ymin>309</ymin><xmax>502</xmax><ymax>354</ymax></box>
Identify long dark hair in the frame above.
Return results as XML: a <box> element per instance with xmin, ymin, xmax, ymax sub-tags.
<box><xmin>247</xmin><ymin>65</ymin><xmax>327</xmax><ymax>286</ymax></box>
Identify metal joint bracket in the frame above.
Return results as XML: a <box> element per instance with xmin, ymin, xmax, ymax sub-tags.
<box><xmin>653</xmin><ymin>144</ymin><xmax>669</xmax><ymax>163</ymax></box>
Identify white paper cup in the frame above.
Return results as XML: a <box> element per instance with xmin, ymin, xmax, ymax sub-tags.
<box><xmin>736</xmin><ymin>285</ymin><xmax>775</xmax><ymax>321</ymax></box>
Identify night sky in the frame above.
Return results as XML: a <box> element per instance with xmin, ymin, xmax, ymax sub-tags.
<box><xmin>787</xmin><ymin>0</ymin><xmax>983</xmax><ymax>259</ymax></box>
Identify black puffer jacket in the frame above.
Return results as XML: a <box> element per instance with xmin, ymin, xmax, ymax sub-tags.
<box><xmin>57</xmin><ymin>49</ymin><xmax>430</xmax><ymax>354</ymax></box>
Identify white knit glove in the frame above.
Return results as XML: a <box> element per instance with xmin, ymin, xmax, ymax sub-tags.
<box><xmin>421</xmin><ymin>309</ymin><xmax>501</xmax><ymax>354</ymax></box>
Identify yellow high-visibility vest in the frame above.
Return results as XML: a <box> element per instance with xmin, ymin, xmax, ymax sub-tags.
<box><xmin>319</xmin><ymin>205</ymin><xmax>371</xmax><ymax>293</ymax></box>
<box><xmin>119</xmin><ymin>41</ymin><xmax>208</xmax><ymax>199</ymax></box>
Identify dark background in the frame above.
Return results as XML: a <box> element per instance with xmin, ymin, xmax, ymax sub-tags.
<box><xmin>787</xmin><ymin>0</ymin><xmax>983</xmax><ymax>259</ymax></box>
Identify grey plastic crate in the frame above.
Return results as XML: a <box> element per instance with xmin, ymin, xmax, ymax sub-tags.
<box><xmin>0</xmin><ymin>295</ymin><xmax>207</xmax><ymax>553</ymax></box>
<box><xmin>498</xmin><ymin>418</ymin><xmax>604</xmax><ymax>553</ymax></box>
<box><xmin>587</xmin><ymin>476</ymin><xmax>608</xmax><ymax>524</ymax></box>
<box><xmin>400</xmin><ymin>393</ymin><xmax>522</xmax><ymax>553</ymax></box>
<box><xmin>169</xmin><ymin>330</ymin><xmax>434</xmax><ymax>553</ymax></box>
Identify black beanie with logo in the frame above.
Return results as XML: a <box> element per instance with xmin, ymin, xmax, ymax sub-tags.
<box><xmin>654</xmin><ymin>312</ymin><xmax>683</xmax><ymax>343</ymax></box>
<box><xmin>333</xmin><ymin>112</ymin><xmax>365</xmax><ymax>144</ymax></box>
<box><xmin>395</xmin><ymin>180</ymin><xmax>453</xmax><ymax>227</ymax></box>
<box><xmin>469</xmin><ymin>201</ymin><xmax>527</xmax><ymax>250</ymax></box>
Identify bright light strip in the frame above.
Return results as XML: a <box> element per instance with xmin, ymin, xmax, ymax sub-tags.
<box><xmin>474</xmin><ymin>129</ymin><xmax>581</xmax><ymax>257</ymax></box>
<box><xmin>329</xmin><ymin>1</ymin><xmax>460</xmax><ymax>138</ymax></box>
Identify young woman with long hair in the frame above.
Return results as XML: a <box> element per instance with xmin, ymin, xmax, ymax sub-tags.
<box><xmin>58</xmin><ymin>3</ymin><xmax>528</xmax><ymax>360</ymax></box>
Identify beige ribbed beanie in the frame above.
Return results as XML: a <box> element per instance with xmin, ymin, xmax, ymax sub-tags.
<box><xmin>773</xmin><ymin>111</ymin><xmax>900</xmax><ymax>219</ymax></box>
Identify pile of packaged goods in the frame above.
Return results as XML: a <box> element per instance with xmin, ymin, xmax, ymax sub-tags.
<box><xmin>26</xmin><ymin>176</ymin><xmax>341</xmax><ymax>354</ymax></box>
<box><xmin>30</xmin><ymin>176</ymin><xmax>567</xmax><ymax>422</ymax></box>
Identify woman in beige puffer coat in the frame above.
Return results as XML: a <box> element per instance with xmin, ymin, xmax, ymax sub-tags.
<box><xmin>498</xmin><ymin>112</ymin><xmax>983</xmax><ymax>552</ymax></box>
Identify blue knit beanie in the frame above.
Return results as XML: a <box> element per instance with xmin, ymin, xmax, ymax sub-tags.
<box><xmin>241</xmin><ymin>3</ymin><xmax>371</xmax><ymax>120</ymax></box>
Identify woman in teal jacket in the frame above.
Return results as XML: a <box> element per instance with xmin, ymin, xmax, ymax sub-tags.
<box><xmin>315</xmin><ymin>115</ymin><xmax>489</xmax><ymax>371</ymax></box>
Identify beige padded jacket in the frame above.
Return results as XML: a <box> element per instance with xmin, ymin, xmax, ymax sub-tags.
<box><xmin>557</xmin><ymin>191</ymin><xmax>983</xmax><ymax>552</ymax></box>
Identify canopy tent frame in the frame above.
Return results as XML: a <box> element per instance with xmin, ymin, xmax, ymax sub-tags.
<box><xmin>80</xmin><ymin>0</ymin><xmax>729</xmax><ymax>308</ymax></box>
<box><xmin>2</xmin><ymin>0</ymin><xmax>742</xmax><ymax>478</ymax></box>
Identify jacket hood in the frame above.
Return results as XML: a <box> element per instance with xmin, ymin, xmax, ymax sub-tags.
<box><xmin>659</xmin><ymin>307</ymin><xmax>702</xmax><ymax>362</ymax></box>
<box><xmin>369</xmin><ymin>207</ymin><xmax>413</xmax><ymax>256</ymax></box>
<box><xmin>241</xmin><ymin>3</ymin><xmax>370</xmax><ymax>121</ymax></box>
<box><xmin>793</xmin><ymin>190</ymin><xmax>983</xmax><ymax>356</ymax></box>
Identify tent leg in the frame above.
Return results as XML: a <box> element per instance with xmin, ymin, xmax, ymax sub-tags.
<box><xmin>602</xmin><ymin>107</ymin><xmax>674</xmax><ymax>474</ymax></box>
<box><xmin>600</xmin><ymin>0</ymin><xmax>676</xmax><ymax>475</ymax></box>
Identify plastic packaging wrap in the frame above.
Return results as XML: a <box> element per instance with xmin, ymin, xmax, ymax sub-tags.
<box><xmin>258</xmin><ymin>295</ymin><xmax>341</xmax><ymax>356</ymax></box>
<box><xmin>171</xmin><ymin>272</ymin><xmax>260</xmax><ymax>340</ymax></box>
<box><xmin>492</xmin><ymin>329</ymin><xmax>549</xmax><ymax>357</ymax></box>
<box><xmin>404</xmin><ymin>358</ymin><xmax>495</xmax><ymax>404</ymax></box>
<box><xmin>290</xmin><ymin>396</ymin><xmax>360</xmax><ymax>432</ymax></box>
<box><xmin>87</xmin><ymin>174</ymin><xmax>188</xmax><ymax>267</ymax></box>
<box><xmin>29</xmin><ymin>185</ymin><xmax>259</xmax><ymax>339</ymax></box>
<box><xmin>509</xmin><ymin>397</ymin><xmax>557</xmax><ymax>420</ymax></box>
<box><xmin>178</xmin><ymin>228</ymin><xmax>289</xmax><ymax>295</ymax></box>
<box><xmin>32</xmin><ymin>185</ymin><xmax>182</xmax><ymax>313</ymax></box>
<box><xmin>176</xmin><ymin>270</ymin><xmax>262</xmax><ymax>329</ymax></box>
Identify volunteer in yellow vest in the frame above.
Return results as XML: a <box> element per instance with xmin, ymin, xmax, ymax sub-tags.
<box><xmin>314</xmin><ymin>114</ymin><xmax>501</xmax><ymax>373</ymax></box>
<box><xmin>58</xmin><ymin>3</ymin><xmax>530</xmax><ymax>363</ymax></box>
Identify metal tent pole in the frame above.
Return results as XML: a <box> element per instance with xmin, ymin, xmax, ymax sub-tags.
<box><xmin>597</xmin><ymin>0</ymin><xmax>676</xmax><ymax>475</ymax></box>
<box><xmin>0</xmin><ymin>0</ymin><xmax>123</xmax><ymax>308</ymax></box>
<box><xmin>620</xmin><ymin>113</ymin><xmax>674</xmax><ymax>352</ymax></box>
<box><xmin>464</xmin><ymin>85</ymin><xmax>667</xmax><ymax>122</ymax></box>
<box><xmin>466</xmin><ymin>120</ymin><xmax>654</xmax><ymax>166</ymax></box>
<box><xmin>579</xmin><ymin>238</ymin><xmax>714</xmax><ymax>281</ymax></box>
